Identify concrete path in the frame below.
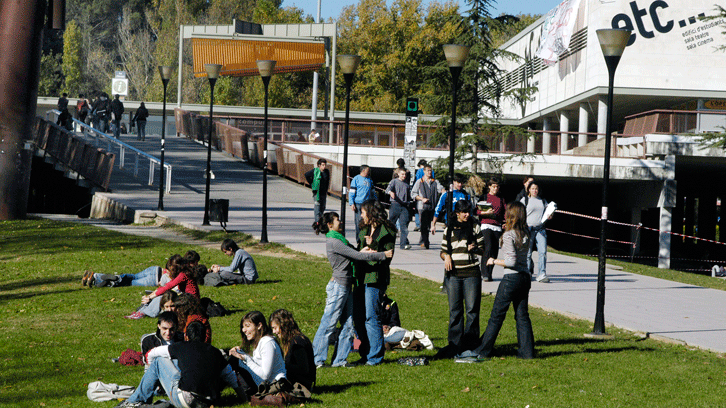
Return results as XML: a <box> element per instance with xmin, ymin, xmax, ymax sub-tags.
<box><xmin>46</xmin><ymin>132</ymin><xmax>726</xmax><ymax>353</ymax></box>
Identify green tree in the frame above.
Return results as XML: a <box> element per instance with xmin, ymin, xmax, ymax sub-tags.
<box><xmin>337</xmin><ymin>0</ymin><xmax>461</xmax><ymax>113</ymax></box>
<box><xmin>38</xmin><ymin>54</ymin><xmax>63</xmax><ymax>97</ymax></box>
<box><xmin>62</xmin><ymin>20</ymin><xmax>84</xmax><ymax>96</ymax></box>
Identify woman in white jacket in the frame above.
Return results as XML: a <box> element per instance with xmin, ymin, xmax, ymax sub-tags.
<box><xmin>230</xmin><ymin>311</ymin><xmax>287</xmax><ymax>391</ymax></box>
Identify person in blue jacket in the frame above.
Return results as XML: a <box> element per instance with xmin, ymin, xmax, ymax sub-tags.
<box><xmin>348</xmin><ymin>165</ymin><xmax>377</xmax><ymax>244</ymax></box>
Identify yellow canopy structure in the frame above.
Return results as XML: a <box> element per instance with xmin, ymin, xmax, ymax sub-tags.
<box><xmin>192</xmin><ymin>38</ymin><xmax>325</xmax><ymax>77</ymax></box>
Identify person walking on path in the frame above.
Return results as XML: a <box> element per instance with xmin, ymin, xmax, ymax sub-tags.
<box><xmin>459</xmin><ymin>201</ymin><xmax>535</xmax><ymax>361</ymax></box>
<box><xmin>131</xmin><ymin>102</ymin><xmax>149</xmax><ymax>141</ymax></box>
<box><xmin>520</xmin><ymin>181</ymin><xmax>553</xmax><ymax>283</ymax></box>
<box><xmin>305</xmin><ymin>158</ymin><xmax>330</xmax><ymax>222</ymax></box>
<box><xmin>110</xmin><ymin>94</ymin><xmax>125</xmax><ymax>139</ymax></box>
<box><xmin>355</xmin><ymin>201</ymin><xmax>397</xmax><ymax>366</ymax></box>
<box><xmin>430</xmin><ymin>173</ymin><xmax>470</xmax><ymax>235</ymax></box>
<box><xmin>411</xmin><ymin>164</ymin><xmax>443</xmax><ymax>249</ymax></box>
<box><xmin>436</xmin><ymin>199</ymin><xmax>485</xmax><ymax>359</ymax></box>
<box><xmin>349</xmin><ymin>165</ymin><xmax>376</xmax><ymax>243</ymax></box>
<box><xmin>311</xmin><ymin>212</ymin><xmax>392</xmax><ymax>368</ymax></box>
<box><xmin>387</xmin><ymin>168</ymin><xmax>413</xmax><ymax>250</ymax></box>
<box><xmin>412</xmin><ymin>159</ymin><xmax>430</xmax><ymax>231</ymax></box>
<box><xmin>478</xmin><ymin>178</ymin><xmax>505</xmax><ymax>281</ymax></box>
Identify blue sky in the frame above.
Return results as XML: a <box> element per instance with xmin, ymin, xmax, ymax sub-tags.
<box><xmin>286</xmin><ymin>0</ymin><xmax>563</xmax><ymax>21</ymax></box>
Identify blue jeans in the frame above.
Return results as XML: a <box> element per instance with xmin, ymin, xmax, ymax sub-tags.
<box><xmin>138</xmin><ymin>296</ymin><xmax>164</xmax><ymax>318</ymax></box>
<box><xmin>388</xmin><ymin>202</ymin><xmax>410</xmax><ymax>248</ymax></box>
<box><xmin>313</xmin><ymin>195</ymin><xmax>327</xmax><ymax>223</ymax></box>
<box><xmin>353</xmin><ymin>206</ymin><xmax>363</xmax><ymax>244</ymax></box>
<box><xmin>127</xmin><ymin>357</ymin><xmax>184</xmax><ymax>406</ymax></box>
<box><xmin>527</xmin><ymin>227</ymin><xmax>547</xmax><ymax>279</ymax></box>
<box><xmin>119</xmin><ymin>266</ymin><xmax>160</xmax><ymax>286</ymax></box>
<box><xmin>312</xmin><ymin>280</ymin><xmax>355</xmax><ymax>367</ymax></box>
<box><xmin>353</xmin><ymin>284</ymin><xmax>386</xmax><ymax>365</ymax></box>
<box><xmin>446</xmin><ymin>275</ymin><xmax>481</xmax><ymax>352</ymax></box>
<box><xmin>475</xmin><ymin>272</ymin><xmax>534</xmax><ymax>359</ymax></box>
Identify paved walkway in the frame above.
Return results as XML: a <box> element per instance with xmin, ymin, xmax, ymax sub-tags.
<box><xmin>49</xmin><ymin>132</ymin><xmax>726</xmax><ymax>353</ymax></box>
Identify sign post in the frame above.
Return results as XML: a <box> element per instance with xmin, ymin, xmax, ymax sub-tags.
<box><xmin>404</xmin><ymin>97</ymin><xmax>419</xmax><ymax>185</ymax></box>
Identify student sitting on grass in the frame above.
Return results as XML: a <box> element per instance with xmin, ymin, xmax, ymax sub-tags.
<box><xmin>270</xmin><ymin>308</ymin><xmax>315</xmax><ymax>392</ymax></box>
<box><xmin>125</xmin><ymin>257</ymin><xmax>199</xmax><ymax>320</ymax></box>
<box><xmin>114</xmin><ymin>322</ymin><xmax>245</xmax><ymax>408</ymax></box>
<box><xmin>230</xmin><ymin>311</ymin><xmax>287</xmax><ymax>395</ymax></box>
<box><xmin>208</xmin><ymin>239</ymin><xmax>258</xmax><ymax>284</ymax></box>
<box><xmin>141</xmin><ymin>311</ymin><xmax>184</xmax><ymax>365</ymax></box>
<box><xmin>174</xmin><ymin>293</ymin><xmax>212</xmax><ymax>344</ymax></box>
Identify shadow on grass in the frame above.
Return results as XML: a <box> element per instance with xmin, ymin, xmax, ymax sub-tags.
<box><xmin>314</xmin><ymin>381</ymin><xmax>375</xmax><ymax>395</ymax></box>
<box><xmin>0</xmin><ymin>275</ymin><xmax>81</xmax><ymax>303</ymax></box>
<box><xmin>0</xmin><ymin>275</ymin><xmax>79</xmax><ymax>292</ymax></box>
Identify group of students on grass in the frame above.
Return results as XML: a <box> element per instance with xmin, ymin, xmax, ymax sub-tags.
<box><xmin>312</xmin><ymin>173</ymin><xmax>553</xmax><ymax>366</ymax></box>
<box><xmin>103</xmin><ymin>172</ymin><xmax>551</xmax><ymax>406</ymax></box>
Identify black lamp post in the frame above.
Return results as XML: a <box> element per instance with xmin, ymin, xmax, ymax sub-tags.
<box><xmin>591</xmin><ymin>28</ymin><xmax>631</xmax><ymax>336</ymax></box>
<box><xmin>257</xmin><ymin>60</ymin><xmax>276</xmax><ymax>243</ymax></box>
<box><xmin>443</xmin><ymin>44</ymin><xmax>470</xmax><ymax>227</ymax></box>
<box><xmin>202</xmin><ymin>63</ymin><xmax>222</xmax><ymax>226</ymax></box>
<box><xmin>157</xmin><ymin>65</ymin><xmax>172</xmax><ymax>211</ymax></box>
<box><xmin>336</xmin><ymin>54</ymin><xmax>361</xmax><ymax>236</ymax></box>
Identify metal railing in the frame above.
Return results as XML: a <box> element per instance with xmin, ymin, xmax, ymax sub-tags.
<box><xmin>47</xmin><ymin>110</ymin><xmax>172</xmax><ymax>193</ymax></box>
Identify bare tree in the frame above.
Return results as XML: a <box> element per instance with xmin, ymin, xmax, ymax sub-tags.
<box><xmin>117</xmin><ymin>6</ymin><xmax>156</xmax><ymax>101</ymax></box>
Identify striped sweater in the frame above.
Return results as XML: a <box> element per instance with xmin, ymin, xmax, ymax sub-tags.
<box><xmin>440</xmin><ymin>223</ymin><xmax>485</xmax><ymax>277</ymax></box>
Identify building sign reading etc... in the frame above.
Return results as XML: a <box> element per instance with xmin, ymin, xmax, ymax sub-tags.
<box><xmin>610</xmin><ymin>0</ymin><xmax>723</xmax><ymax>51</ymax></box>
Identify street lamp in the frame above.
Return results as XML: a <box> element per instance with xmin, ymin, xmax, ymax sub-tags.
<box><xmin>591</xmin><ymin>28</ymin><xmax>631</xmax><ymax>336</ymax></box>
<box><xmin>337</xmin><ymin>54</ymin><xmax>361</xmax><ymax>236</ymax></box>
<box><xmin>257</xmin><ymin>60</ymin><xmax>276</xmax><ymax>243</ymax></box>
<box><xmin>157</xmin><ymin>65</ymin><xmax>173</xmax><ymax>211</ymax></box>
<box><xmin>202</xmin><ymin>63</ymin><xmax>222</xmax><ymax>226</ymax></box>
<box><xmin>443</xmin><ymin>44</ymin><xmax>470</xmax><ymax>227</ymax></box>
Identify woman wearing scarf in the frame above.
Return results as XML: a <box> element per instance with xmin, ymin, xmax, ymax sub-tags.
<box><xmin>305</xmin><ymin>159</ymin><xmax>330</xmax><ymax>222</ymax></box>
<box><xmin>311</xmin><ymin>212</ymin><xmax>393</xmax><ymax>368</ymax></box>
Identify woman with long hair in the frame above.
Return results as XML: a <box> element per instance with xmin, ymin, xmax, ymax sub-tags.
<box><xmin>270</xmin><ymin>309</ymin><xmax>315</xmax><ymax>391</ymax></box>
<box><xmin>355</xmin><ymin>200</ymin><xmax>397</xmax><ymax>366</ymax></box>
<box><xmin>311</xmin><ymin>212</ymin><xmax>392</xmax><ymax>368</ymax></box>
<box><xmin>466</xmin><ymin>201</ymin><xmax>535</xmax><ymax>360</ymax></box>
<box><xmin>125</xmin><ymin>255</ymin><xmax>199</xmax><ymax>320</ymax></box>
<box><xmin>230</xmin><ymin>311</ymin><xmax>287</xmax><ymax>391</ymax></box>
<box><xmin>174</xmin><ymin>293</ymin><xmax>211</xmax><ymax>343</ymax></box>
<box><xmin>437</xmin><ymin>199</ymin><xmax>485</xmax><ymax>359</ymax></box>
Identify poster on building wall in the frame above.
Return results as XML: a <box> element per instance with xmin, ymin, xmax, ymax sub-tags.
<box><xmin>535</xmin><ymin>0</ymin><xmax>582</xmax><ymax>66</ymax></box>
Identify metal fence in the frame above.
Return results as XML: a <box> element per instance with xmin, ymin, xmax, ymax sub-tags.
<box><xmin>32</xmin><ymin>117</ymin><xmax>116</xmax><ymax>190</ymax></box>
<box><xmin>48</xmin><ymin>110</ymin><xmax>172</xmax><ymax>193</ymax></box>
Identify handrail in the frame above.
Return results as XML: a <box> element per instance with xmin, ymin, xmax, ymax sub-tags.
<box><xmin>47</xmin><ymin>109</ymin><xmax>172</xmax><ymax>193</ymax></box>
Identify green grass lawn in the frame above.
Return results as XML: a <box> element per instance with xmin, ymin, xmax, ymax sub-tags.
<box><xmin>1</xmin><ymin>218</ymin><xmax>726</xmax><ymax>408</ymax></box>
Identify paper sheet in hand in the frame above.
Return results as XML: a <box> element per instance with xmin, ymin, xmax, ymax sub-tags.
<box><xmin>541</xmin><ymin>201</ymin><xmax>557</xmax><ymax>224</ymax></box>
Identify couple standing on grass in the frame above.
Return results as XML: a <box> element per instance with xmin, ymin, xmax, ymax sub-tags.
<box><xmin>438</xmin><ymin>199</ymin><xmax>536</xmax><ymax>361</ymax></box>
<box><xmin>312</xmin><ymin>201</ymin><xmax>395</xmax><ymax>367</ymax></box>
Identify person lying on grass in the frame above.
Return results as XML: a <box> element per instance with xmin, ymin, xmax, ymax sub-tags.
<box><xmin>84</xmin><ymin>250</ymin><xmax>201</xmax><ymax>288</ymax></box>
<box><xmin>208</xmin><ymin>239</ymin><xmax>258</xmax><ymax>284</ymax></box>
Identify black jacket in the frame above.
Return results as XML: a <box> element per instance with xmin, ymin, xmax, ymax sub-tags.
<box><xmin>304</xmin><ymin>167</ymin><xmax>330</xmax><ymax>197</ymax></box>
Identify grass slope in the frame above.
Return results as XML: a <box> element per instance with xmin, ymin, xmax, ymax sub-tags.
<box><xmin>1</xmin><ymin>219</ymin><xmax>725</xmax><ymax>408</ymax></box>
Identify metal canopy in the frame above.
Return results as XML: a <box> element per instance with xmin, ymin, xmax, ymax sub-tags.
<box><xmin>191</xmin><ymin>36</ymin><xmax>325</xmax><ymax>78</ymax></box>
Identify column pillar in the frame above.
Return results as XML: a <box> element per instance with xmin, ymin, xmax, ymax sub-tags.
<box><xmin>658</xmin><ymin>155</ymin><xmax>676</xmax><ymax>269</ymax></box>
<box><xmin>597</xmin><ymin>95</ymin><xmax>607</xmax><ymax>139</ymax></box>
<box><xmin>559</xmin><ymin>111</ymin><xmax>569</xmax><ymax>153</ymax></box>
<box><xmin>579</xmin><ymin>102</ymin><xmax>589</xmax><ymax>146</ymax></box>
<box><xmin>526</xmin><ymin>124</ymin><xmax>535</xmax><ymax>153</ymax></box>
<box><xmin>542</xmin><ymin>117</ymin><xmax>552</xmax><ymax>154</ymax></box>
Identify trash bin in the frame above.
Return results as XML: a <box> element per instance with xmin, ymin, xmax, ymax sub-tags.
<box><xmin>209</xmin><ymin>199</ymin><xmax>229</xmax><ymax>223</ymax></box>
